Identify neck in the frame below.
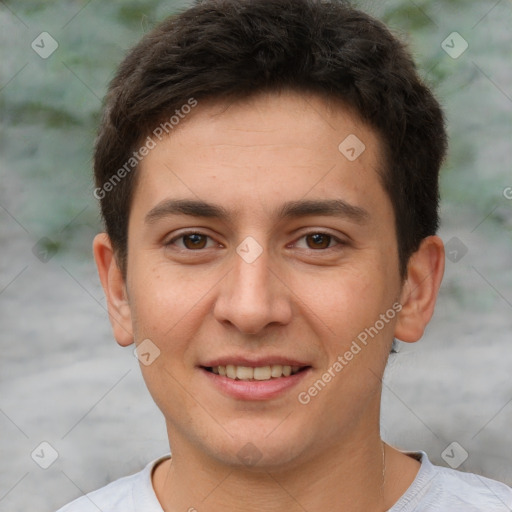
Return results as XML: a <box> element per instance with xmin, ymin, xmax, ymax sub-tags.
<box><xmin>153</xmin><ymin>423</ymin><xmax>404</xmax><ymax>512</ymax></box>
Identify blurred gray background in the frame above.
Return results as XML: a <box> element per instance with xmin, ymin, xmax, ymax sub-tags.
<box><xmin>1</xmin><ymin>1</ymin><xmax>511</xmax><ymax>510</ymax></box>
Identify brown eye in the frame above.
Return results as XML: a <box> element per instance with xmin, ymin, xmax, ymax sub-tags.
<box><xmin>165</xmin><ymin>232</ymin><xmax>215</xmax><ymax>250</ymax></box>
<box><xmin>305</xmin><ymin>233</ymin><xmax>332</xmax><ymax>249</ymax></box>
<box><xmin>182</xmin><ymin>233</ymin><xmax>208</xmax><ymax>250</ymax></box>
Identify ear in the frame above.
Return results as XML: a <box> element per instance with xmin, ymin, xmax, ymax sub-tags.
<box><xmin>93</xmin><ymin>233</ymin><xmax>134</xmax><ymax>347</ymax></box>
<box><xmin>394</xmin><ymin>235</ymin><xmax>445</xmax><ymax>343</ymax></box>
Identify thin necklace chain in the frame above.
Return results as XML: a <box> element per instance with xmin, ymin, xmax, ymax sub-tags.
<box><xmin>381</xmin><ymin>441</ymin><xmax>387</xmax><ymax>511</ymax></box>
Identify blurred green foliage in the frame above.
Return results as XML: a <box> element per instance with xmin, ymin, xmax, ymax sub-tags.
<box><xmin>1</xmin><ymin>0</ymin><xmax>510</xmax><ymax>258</ymax></box>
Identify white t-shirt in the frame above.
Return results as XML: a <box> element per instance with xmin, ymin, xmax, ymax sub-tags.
<box><xmin>55</xmin><ymin>451</ymin><xmax>512</xmax><ymax>511</ymax></box>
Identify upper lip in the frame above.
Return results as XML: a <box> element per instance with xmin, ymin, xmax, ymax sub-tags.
<box><xmin>201</xmin><ymin>356</ymin><xmax>311</xmax><ymax>368</ymax></box>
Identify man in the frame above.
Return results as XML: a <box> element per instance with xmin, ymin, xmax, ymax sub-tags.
<box><xmin>57</xmin><ymin>0</ymin><xmax>512</xmax><ymax>510</ymax></box>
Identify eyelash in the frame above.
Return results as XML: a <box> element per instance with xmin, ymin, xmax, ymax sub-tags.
<box><xmin>164</xmin><ymin>230</ymin><xmax>345</xmax><ymax>252</ymax></box>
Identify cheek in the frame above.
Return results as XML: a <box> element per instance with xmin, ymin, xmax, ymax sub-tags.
<box><xmin>128</xmin><ymin>259</ymin><xmax>220</xmax><ymax>366</ymax></box>
<box><xmin>128</xmin><ymin>262</ymin><xmax>184</xmax><ymax>341</ymax></box>
<box><xmin>299</xmin><ymin>263</ymin><xmax>396</xmax><ymax>349</ymax></box>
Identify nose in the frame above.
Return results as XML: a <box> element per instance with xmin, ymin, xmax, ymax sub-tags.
<box><xmin>213</xmin><ymin>242</ymin><xmax>293</xmax><ymax>335</ymax></box>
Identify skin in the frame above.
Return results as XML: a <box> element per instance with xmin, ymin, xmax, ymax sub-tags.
<box><xmin>94</xmin><ymin>91</ymin><xmax>445</xmax><ymax>511</ymax></box>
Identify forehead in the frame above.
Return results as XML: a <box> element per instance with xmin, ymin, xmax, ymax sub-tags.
<box><xmin>132</xmin><ymin>91</ymin><xmax>391</xmax><ymax>225</ymax></box>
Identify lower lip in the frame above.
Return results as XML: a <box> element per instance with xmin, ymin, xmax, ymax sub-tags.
<box><xmin>200</xmin><ymin>367</ymin><xmax>311</xmax><ymax>401</ymax></box>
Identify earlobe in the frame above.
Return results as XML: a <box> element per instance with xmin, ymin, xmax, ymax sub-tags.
<box><xmin>92</xmin><ymin>233</ymin><xmax>134</xmax><ymax>347</ymax></box>
<box><xmin>394</xmin><ymin>236</ymin><xmax>445</xmax><ymax>343</ymax></box>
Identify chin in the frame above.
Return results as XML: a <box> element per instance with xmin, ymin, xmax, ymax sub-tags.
<box><xmin>206</xmin><ymin>423</ymin><xmax>314</xmax><ymax>471</ymax></box>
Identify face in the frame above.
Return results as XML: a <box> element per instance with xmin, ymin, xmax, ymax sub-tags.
<box><xmin>122</xmin><ymin>91</ymin><xmax>404</xmax><ymax>468</ymax></box>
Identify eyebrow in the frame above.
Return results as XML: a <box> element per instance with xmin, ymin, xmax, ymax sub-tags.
<box><xmin>144</xmin><ymin>198</ymin><xmax>370</xmax><ymax>225</ymax></box>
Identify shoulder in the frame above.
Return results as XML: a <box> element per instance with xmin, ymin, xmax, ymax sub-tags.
<box><xmin>432</xmin><ymin>461</ymin><xmax>512</xmax><ymax>510</ymax></box>
<box><xmin>54</xmin><ymin>455</ymin><xmax>170</xmax><ymax>512</ymax></box>
<box><xmin>55</xmin><ymin>472</ymin><xmax>139</xmax><ymax>512</ymax></box>
<box><xmin>390</xmin><ymin>451</ymin><xmax>512</xmax><ymax>512</ymax></box>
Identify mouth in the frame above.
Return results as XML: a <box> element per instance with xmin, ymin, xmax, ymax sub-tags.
<box><xmin>202</xmin><ymin>364</ymin><xmax>310</xmax><ymax>381</ymax></box>
<box><xmin>199</xmin><ymin>358</ymin><xmax>313</xmax><ymax>400</ymax></box>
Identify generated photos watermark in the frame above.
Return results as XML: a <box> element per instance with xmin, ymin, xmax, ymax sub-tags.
<box><xmin>94</xmin><ymin>98</ymin><xmax>198</xmax><ymax>200</ymax></box>
<box><xmin>298</xmin><ymin>302</ymin><xmax>402</xmax><ymax>405</ymax></box>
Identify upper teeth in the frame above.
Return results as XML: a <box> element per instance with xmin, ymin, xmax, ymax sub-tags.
<box><xmin>211</xmin><ymin>365</ymin><xmax>301</xmax><ymax>380</ymax></box>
